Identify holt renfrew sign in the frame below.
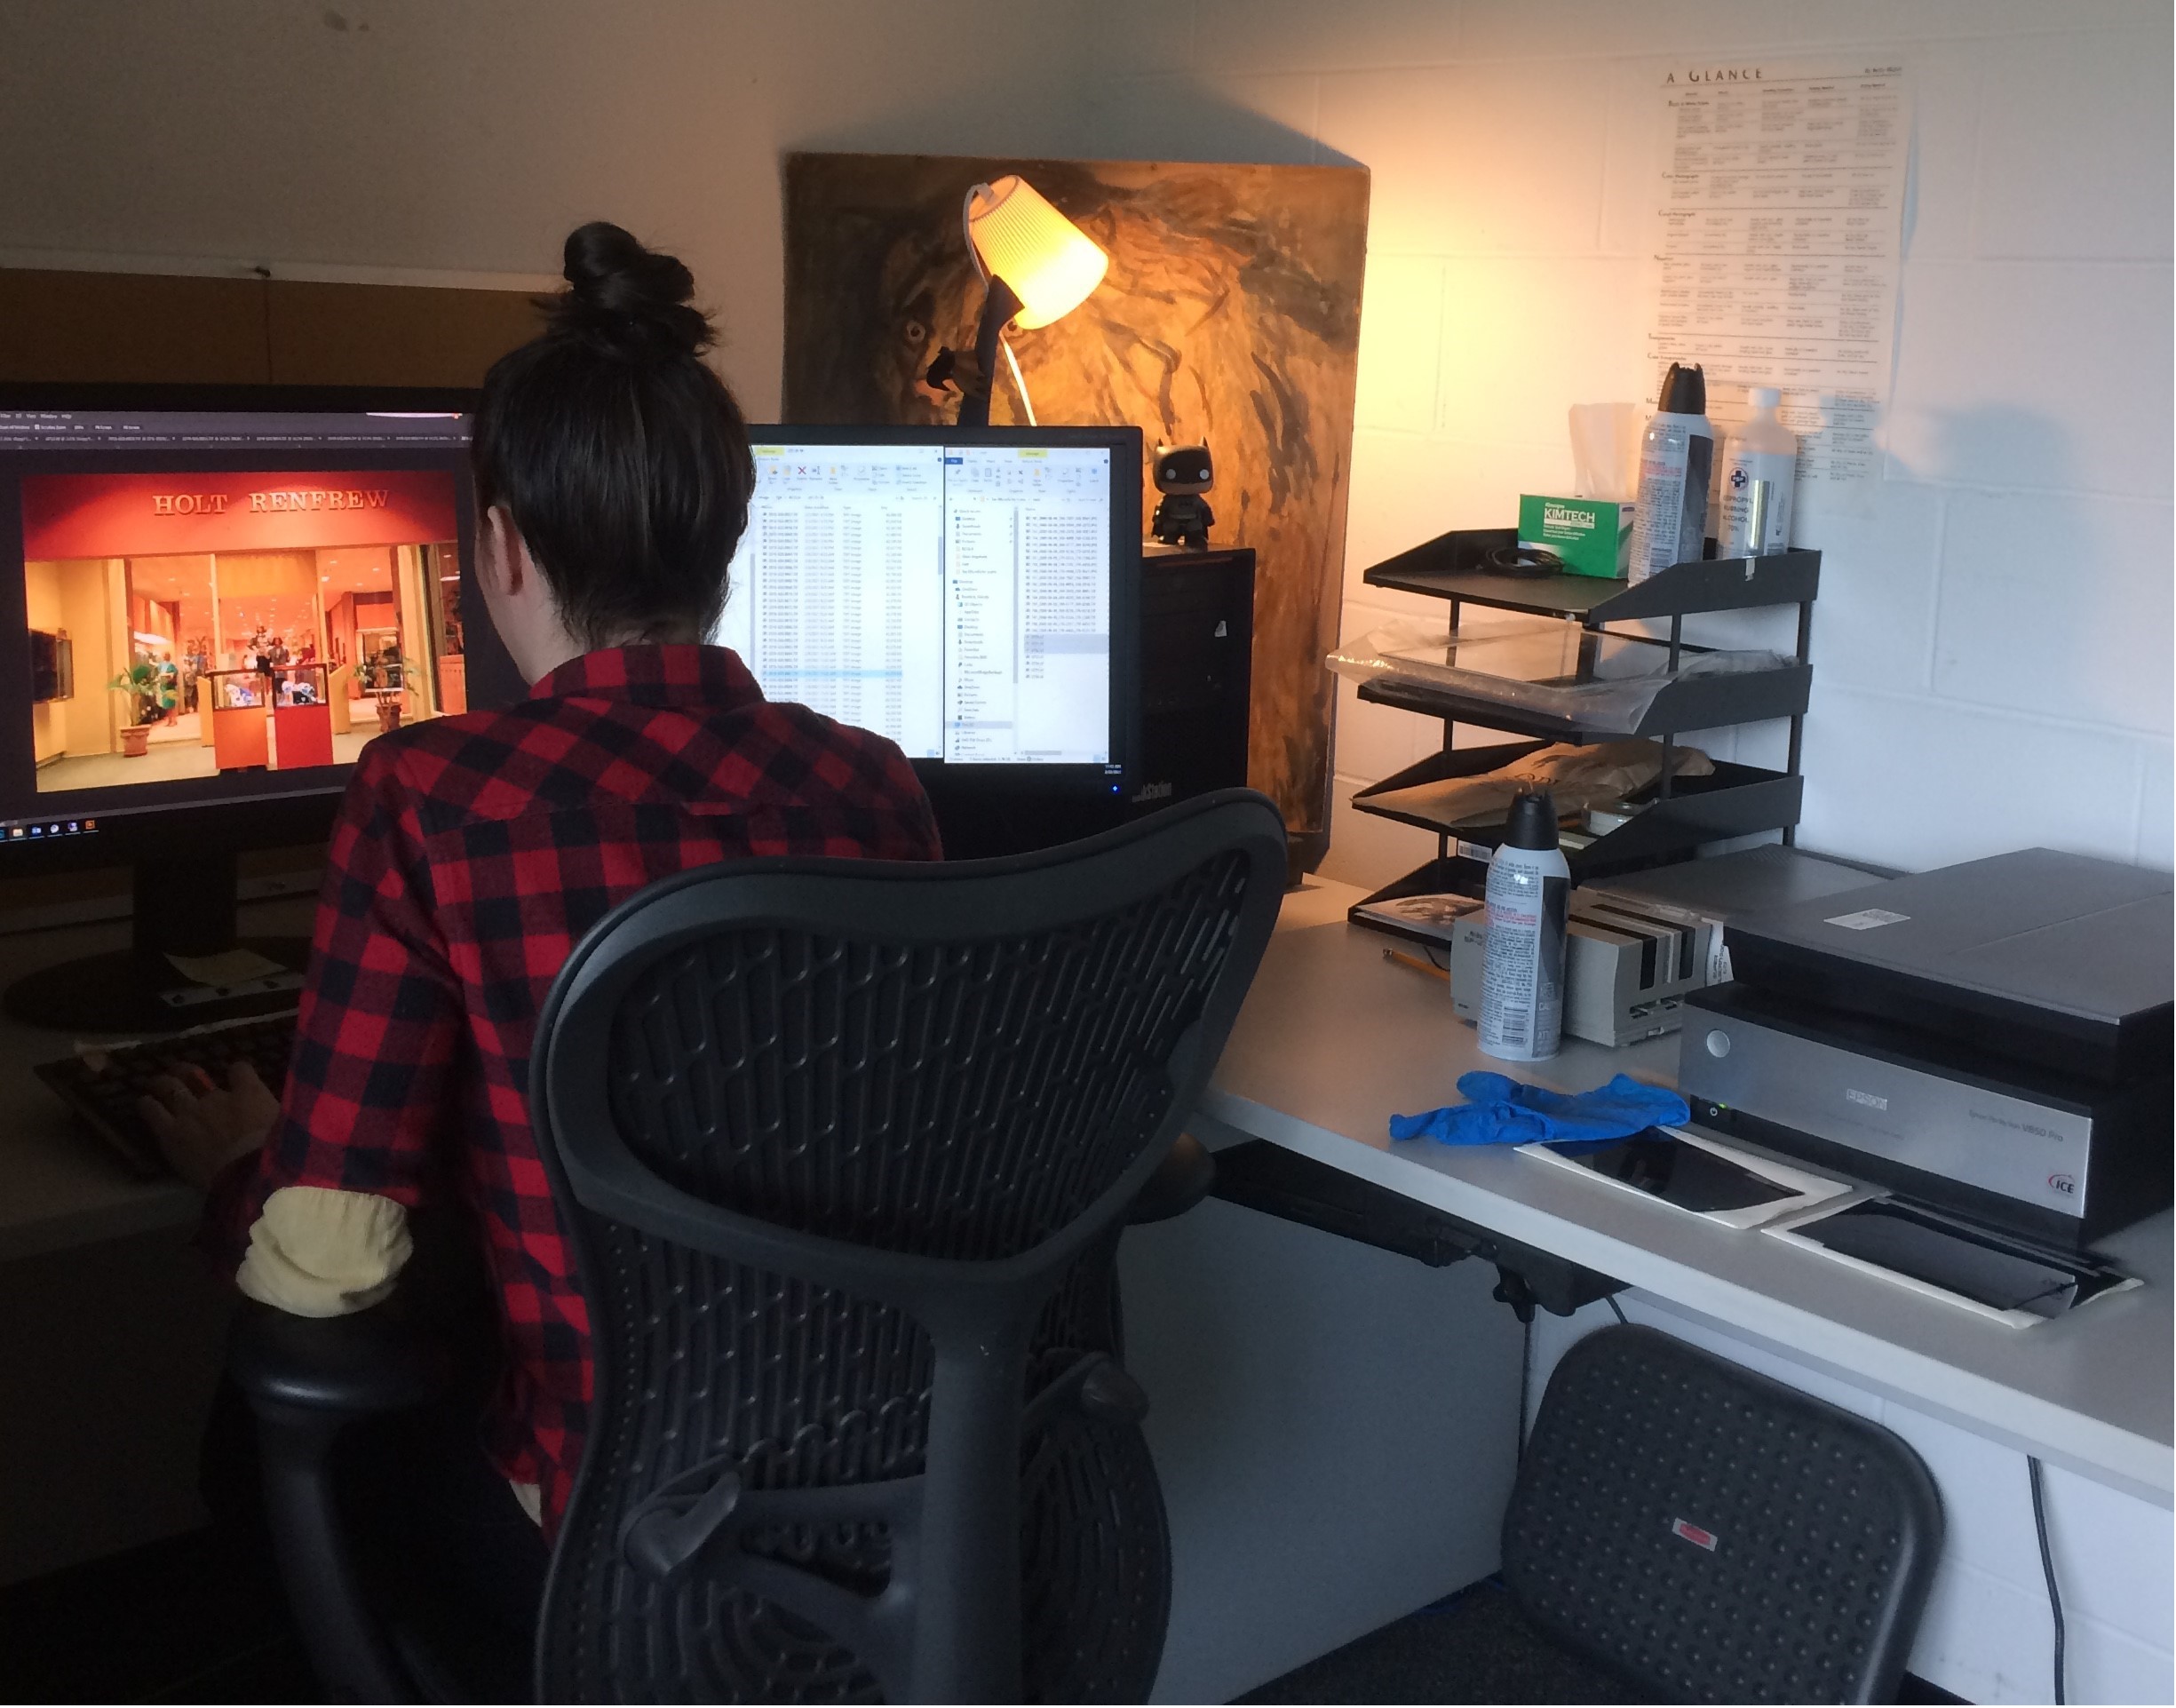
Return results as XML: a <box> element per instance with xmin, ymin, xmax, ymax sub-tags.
<box><xmin>149</xmin><ymin>488</ymin><xmax>393</xmax><ymax>516</ymax></box>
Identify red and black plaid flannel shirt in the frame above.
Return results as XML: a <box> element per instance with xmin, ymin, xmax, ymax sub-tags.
<box><xmin>207</xmin><ymin>644</ymin><xmax>941</xmax><ymax>1530</ymax></box>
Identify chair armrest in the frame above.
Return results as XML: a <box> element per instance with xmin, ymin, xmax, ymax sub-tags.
<box><xmin>226</xmin><ymin>1205</ymin><xmax>495</xmax><ymax>1420</ymax></box>
<box><xmin>226</xmin><ymin>1297</ymin><xmax>456</xmax><ymax>1418</ymax></box>
<box><xmin>222</xmin><ymin>1211</ymin><xmax>500</xmax><ymax>1703</ymax></box>
<box><xmin>227</xmin><ymin>1299</ymin><xmax>455</xmax><ymax>1704</ymax></box>
<box><xmin>1126</xmin><ymin>1131</ymin><xmax>1217</xmax><ymax>1225</ymax></box>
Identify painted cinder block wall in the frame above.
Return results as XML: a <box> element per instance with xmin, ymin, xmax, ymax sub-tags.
<box><xmin>1080</xmin><ymin>0</ymin><xmax>2174</xmax><ymax>886</ymax></box>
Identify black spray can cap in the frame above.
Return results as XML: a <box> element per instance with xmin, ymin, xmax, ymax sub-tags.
<box><xmin>1656</xmin><ymin>361</ymin><xmax>1706</xmax><ymax>415</ymax></box>
<box><xmin>1503</xmin><ymin>787</ymin><xmax>1559</xmax><ymax>850</ymax></box>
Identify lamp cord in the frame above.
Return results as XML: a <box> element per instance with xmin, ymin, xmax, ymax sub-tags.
<box><xmin>1516</xmin><ymin>1315</ymin><xmax>1531</xmax><ymax>1467</ymax></box>
<box><xmin>1002</xmin><ymin>339</ymin><xmax>1037</xmax><ymax>427</ymax></box>
<box><xmin>2029</xmin><ymin>1456</ymin><xmax>2066</xmax><ymax>1704</ymax></box>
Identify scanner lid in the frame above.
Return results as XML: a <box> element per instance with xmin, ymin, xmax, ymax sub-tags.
<box><xmin>1722</xmin><ymin>849</ymin><xmax>2172</xmax><ymax>1079</ymax></box>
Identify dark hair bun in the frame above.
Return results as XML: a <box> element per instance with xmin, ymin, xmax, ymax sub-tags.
<box><xmin>552</xmin><ymin>220</ymin><xmax>712</xmax><ymax>357</ymax></box>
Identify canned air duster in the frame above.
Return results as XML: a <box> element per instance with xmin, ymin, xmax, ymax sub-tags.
<box><xmin>1479</xmin><ymin>788</ymin><xmax>1570</xmax><ymax>1062</ymax></box>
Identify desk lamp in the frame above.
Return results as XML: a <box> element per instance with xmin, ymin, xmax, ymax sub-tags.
<box><xmin>932</xmin><ymin>174</ymin><xmax>1108</xmax><ymax>427</ymax></box>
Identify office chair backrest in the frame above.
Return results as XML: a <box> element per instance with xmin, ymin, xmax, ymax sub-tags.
<box><xmin>529</xmin><ymin>790</ymin><xmax>1288</xmax><ymax>1704</ymax></box>
<box><xmin>1504</xmin><ymin>1324</ymin><xmax>1943</xmax><ymax>1704</ymax></box>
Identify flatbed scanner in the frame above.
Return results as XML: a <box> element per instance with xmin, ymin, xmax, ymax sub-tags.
<box><xmin>1680</xmin><ymin>848</ymin><xmax>2172</xmax><ymax>1248</ymax></box>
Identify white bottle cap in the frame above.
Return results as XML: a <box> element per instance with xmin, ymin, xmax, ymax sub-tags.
<box><xmin>1749</xmin><ymin>385</ymin><xmax>1781</xmax><ymax>409</ymax></box>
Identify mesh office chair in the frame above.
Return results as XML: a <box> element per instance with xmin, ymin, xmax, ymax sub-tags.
<box><xmin>228</xmin><ymin>789</ymin><xmax>1288</xmax><ymax>1704</ymax></box>
<box><xmin>1503</xmin><ymin>1323</ymin><xmax>1944</xmax><ymax>1704</ymax></box>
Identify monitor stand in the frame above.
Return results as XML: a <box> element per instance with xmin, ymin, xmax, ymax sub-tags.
<box><xmin>926</xmin><ymin>790</ymin><xmax>1131</xmax><ymax>862</ymax></box>
<box><xmin>2</xmin><ymin>854</ymin><xmax>312</xmax><ymax>1034</ymax></box>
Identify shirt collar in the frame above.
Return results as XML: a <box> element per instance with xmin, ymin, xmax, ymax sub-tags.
<box><xmin>527</xmin><ymin>644</ymin><xmax>764</xmax><ymax>711</ymax></box>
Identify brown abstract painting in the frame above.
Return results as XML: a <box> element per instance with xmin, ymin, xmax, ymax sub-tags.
<box><xmin>782</xmin><ymin>152</ymin><xmax>1370</xmax><ymax>844</ymax></box>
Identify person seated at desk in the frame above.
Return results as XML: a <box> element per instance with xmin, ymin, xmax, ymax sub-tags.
<box><xmin>137</xmin><ymin>223</ymin><xmax>942</xmax><ymax>1571</ymax></box>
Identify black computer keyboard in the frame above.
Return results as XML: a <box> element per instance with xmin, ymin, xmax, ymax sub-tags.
<box><xmin>37</xmin><ymin>1011</ymin><xmax>298</xmax><ymax>1179</ymax></box>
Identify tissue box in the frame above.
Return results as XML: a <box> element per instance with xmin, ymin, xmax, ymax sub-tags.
<box><xmin>1518</xmin><ymin>494</ymin><xmax>1632</xmax><ymax>580</ymax></box>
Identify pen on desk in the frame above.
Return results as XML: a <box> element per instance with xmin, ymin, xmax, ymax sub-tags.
<box><xmin>1384</xmin><ymin>947</ymin><xmax>1449</xmax><ymax>983</ymax></box>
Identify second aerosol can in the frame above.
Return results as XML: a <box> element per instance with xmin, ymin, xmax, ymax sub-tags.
<box><xmin>1477</xmin><ymin>787</ymin><xmax>1570</xmax><ymax>1062</ymax></box>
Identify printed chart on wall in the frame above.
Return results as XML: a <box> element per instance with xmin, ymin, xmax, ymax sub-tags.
<box><xmin>1647</xmin><ymin>63</ymin><xmax>1910</xmax><ymax>510</ymax></box>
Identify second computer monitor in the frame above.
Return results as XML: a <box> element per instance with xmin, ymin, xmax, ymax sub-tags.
<box><xmin>716</xmin><ymin>425</ymin><xmax>1140</xmax><ymax>806</ymax></box>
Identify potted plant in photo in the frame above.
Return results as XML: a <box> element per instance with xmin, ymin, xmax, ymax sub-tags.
<box><xmin>372</xmin><ymin>655</ymin><xmax>421</xmax><ymax>733</ymax></box>
<box><xmin>107</xmin><ymin>660</ymin><xmax>175</xmax><ymax>757</ymax></box>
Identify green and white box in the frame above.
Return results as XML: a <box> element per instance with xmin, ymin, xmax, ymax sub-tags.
<box><xmin>1518</xmin><ymin>494</ymin><xmax>1633</xmax><ymax>580</ymax></box>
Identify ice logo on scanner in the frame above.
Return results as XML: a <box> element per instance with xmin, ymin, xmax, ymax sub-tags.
<box><xmin>2048</xmin><ymin>1174</ymin><xmax>2077</xmax><ymax>1197</ymax></box>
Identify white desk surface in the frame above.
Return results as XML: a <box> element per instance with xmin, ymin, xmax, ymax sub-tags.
<box><xmin>0</xmin><ymin>895</ymin><xmax>315</xmax><ymax>1264</ymax></box>
<box><xmin>7</xmin><ymin>882</ymin><xmax>2169</xmax><ymax>1501</ymax></box>
<box><xmin>1201</xmin><ymin>877</ymin><xmax>2175</xmax><ymax>1504</ymax></box>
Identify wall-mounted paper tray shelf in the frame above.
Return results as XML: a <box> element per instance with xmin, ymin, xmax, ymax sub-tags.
<box><xmin>1350</xmin><ymin>740</ymin><xmax>1805</xmax><ymax>882</ymax></box>
<box><xmin>1361</xmin><ymin>528</ymin><xmax>1821</xmax><ymax>624</ymax></box>
<box><xmin>1354</xmin><ymin>657</ymin><xmax>1812</xmax><ymax>743</ymax></box>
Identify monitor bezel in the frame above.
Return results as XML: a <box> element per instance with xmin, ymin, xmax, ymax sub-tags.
<box><xmin>0</xmin><ymin>401</ymin><xmax>1146</xmax><ymax>874</ymax></box>
<box><xmin>0</xmin><ymin>382</ymin><xmax>479</xmax><ymax>874</ymax></box>
<box><xmin>737</xmin><ymin>421</ymin><xmax>1144</xmax><ymax>807</ymax></box>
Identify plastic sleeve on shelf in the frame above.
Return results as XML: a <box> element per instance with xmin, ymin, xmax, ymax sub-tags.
<box><xmin>1325</xmin><ymin>621</ymin><xmax>1789</xmax><ymax>738</ymax></box>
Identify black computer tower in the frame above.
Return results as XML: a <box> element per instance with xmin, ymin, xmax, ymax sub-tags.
<box><xmin>1132</xmin><ymin>545</ymin><xmax>1254</xmax><ymax>816</ymax></box>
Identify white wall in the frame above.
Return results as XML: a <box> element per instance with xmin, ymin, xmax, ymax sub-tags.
<box><xmin>1081</xmin><ymin>0</ymin><xmax>2176</xmax><ymax>886</ymax></box>
<box><xmin>3</xmin><ymin>2</ymin><xmax>2165</xmax><ymax>884</ymax></box>
<box><xmin>0</xmin><ymin>0</ymin><xmax>1107</xmax><ymax>412</ymax></box>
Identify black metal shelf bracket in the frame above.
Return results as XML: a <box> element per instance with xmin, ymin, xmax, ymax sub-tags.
<box><xmin>1342</xmin><ymin>524</ymin><xmax>1821</xmax><ymax>886</ymax></box>
<box><xmin>1360</xmin><ymin>529</ymin><xmax>1821</xmax><ymax>624</ymax></box>
<box><xmin>1208</xmin><ymin>1139</ymin><xmax>1626</xmax><ymax>1322</ymax></box>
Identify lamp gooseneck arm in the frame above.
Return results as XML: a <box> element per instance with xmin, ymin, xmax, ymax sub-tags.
<box><xmin>956</xmin><ymin>274</ymin><xmax>1023</xmax><ymax>430</ymax></box>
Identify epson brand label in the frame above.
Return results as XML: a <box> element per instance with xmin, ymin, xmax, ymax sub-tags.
<box><xmin>1845</xmin><ymin>1088</ymin><xmax>1888</xmax><ymax>1111</ymax></box>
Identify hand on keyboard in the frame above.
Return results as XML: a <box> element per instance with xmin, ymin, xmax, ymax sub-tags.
<box><xmin>135</xmin><ymin>1060</ymin><xmax>282</xmax><ymax>1188</ymax></box>
<box><xmin>37</xmin><ymin>1012</ymin><xmax>297</xmax><ymax>1182</ymax></box>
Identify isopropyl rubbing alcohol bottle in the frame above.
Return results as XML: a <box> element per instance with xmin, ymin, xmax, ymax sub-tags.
<box><xmin>1719</xmin><ymin>385</ymin><xmax>1798</xmax><ymax>557</ymax></box>
<box><xmin>1628</xmin><ymin>361</ymin><xmax>1713</xmax><ymax>584</ymax></box>
<box><xmin>1478</xmin><ymin>788</ymin><xmax>1570</xmax><ymax>1063</ymax></box>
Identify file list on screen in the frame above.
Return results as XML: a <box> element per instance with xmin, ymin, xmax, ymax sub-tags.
<box><xmin>713</xmin><ymin>442</ymin><xmax>1111</xmax><ymax>765</ymax></box>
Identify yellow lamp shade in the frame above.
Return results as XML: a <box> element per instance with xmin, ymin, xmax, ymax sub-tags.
<box><xmin>966</xmin><ymin>175</ymin><xmax>1108</xmax><ymax>330</ymax></box>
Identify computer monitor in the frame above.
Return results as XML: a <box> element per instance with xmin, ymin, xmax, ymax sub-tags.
<box><xmin>0</xmin><ymin>401</ymin><xmax>1139</xmax><ymax>1029</ymax></box>
<box><xmin>0</xmin><ymin>384</ymin><xmax>479</xmax><ymax>1029</ymax></box>
<box><xmin>719</xmin><ymin>425</ymin><xmax>1142</xmax><ymax>857</ymax></box>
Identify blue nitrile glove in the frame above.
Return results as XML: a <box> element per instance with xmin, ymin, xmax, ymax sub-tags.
<box><xmin>1388</xmin><ymin>1071</ymin><xmax>1689</xmax><ymax>1147</ymax></box>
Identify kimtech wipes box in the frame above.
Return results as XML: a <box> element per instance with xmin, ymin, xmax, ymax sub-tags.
<box><xmin>1518</xmin><ymin>494</ymin><xmax>1632</xmax><ymax>579</ymax></box>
